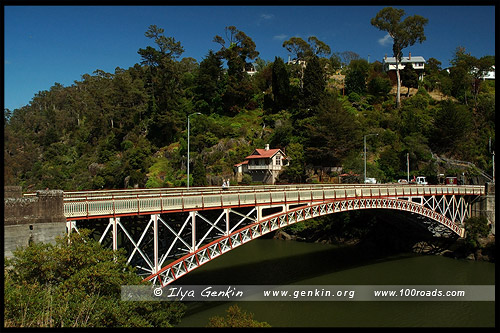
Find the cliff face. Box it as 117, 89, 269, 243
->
274, 210, 495, 262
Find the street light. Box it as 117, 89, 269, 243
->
364, 133, 378, 183
187, 112, 201, 190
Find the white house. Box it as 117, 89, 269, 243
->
245, 62, 258, 76
480, 65, 495, 80
444, 65, 495, 80
383, 52, 426, 82
234, 144, 289, 184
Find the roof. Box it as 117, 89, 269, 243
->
383, 56, 426, 64
245, 148, 284, 159
234, 160, 248, 167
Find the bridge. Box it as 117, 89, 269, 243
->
63, 184, 486, 286
4, 184, 491, 287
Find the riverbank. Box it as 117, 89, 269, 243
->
273, 210, 495, 263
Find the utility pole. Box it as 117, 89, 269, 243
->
364, 133, 378, 183
187, 112, 201, 190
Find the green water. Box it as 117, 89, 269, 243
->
174, 239, 495, 327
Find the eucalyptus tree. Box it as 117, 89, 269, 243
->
449, 46, 495, 108
282, 36, 331, 60
138, 25, 186, 147
282, 36, 331, 87
371, 7, 428, 108
340, 51, 360, 67
137, 24, 184, 101
213, 26, 259, 114
213, 25, 259, 79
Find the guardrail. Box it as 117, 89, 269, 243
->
60, 184, 485, 220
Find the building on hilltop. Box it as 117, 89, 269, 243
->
383, 52, 426, 83
445, 65, 495, 80
234, 144, 289, 184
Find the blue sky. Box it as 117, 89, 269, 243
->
4, 5, 496, 111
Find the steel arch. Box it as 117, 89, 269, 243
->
143, 196, 465, 287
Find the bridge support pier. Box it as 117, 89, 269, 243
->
4, 186, 66, 258
484, 183, 495, 235
470, 183, 495, 235
190, 211, 197, 253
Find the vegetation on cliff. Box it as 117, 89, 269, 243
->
4, 21, 495, 191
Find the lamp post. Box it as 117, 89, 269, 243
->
493, 151, 495, 183
187, 112, 201, 190
407, 152, 410, 182
364, 133, 378, 183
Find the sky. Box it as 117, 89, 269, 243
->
4, 4, 496, 111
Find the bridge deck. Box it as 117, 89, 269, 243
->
51, 184, 484, 220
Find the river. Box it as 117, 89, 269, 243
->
171, 237, 495, 327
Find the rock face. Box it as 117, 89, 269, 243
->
272, 209, 496, 263
273, 230, 294, 241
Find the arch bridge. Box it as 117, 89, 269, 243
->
60, 184, 484, 287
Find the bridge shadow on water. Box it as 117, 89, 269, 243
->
172, 210, 452, 318
175, 241, 419, 319
174, 210, 443, 287
175, 241, 414, 287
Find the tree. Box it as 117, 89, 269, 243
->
302, 56, 326, 110
213, 26, 259, 114
271, 56, 291, 112
422, 57, 442, 92
194, 50, 224, 114
431, 100, 473, 154
449, 47, 495, 107
367, 75, 392, 101
192, 156, 208, 186
282, 37, 311, 61
282, 36, 331, 87
464, 216, 491, 251
307, 36, 331, 58
137, 24, 184, 93
4, 230, 185, 327
371, 7, 428, 108
207, 305, 270, 327
400, 64, 419, 96
137, 25, 186, 147
329, 53, 343, 72
277, 142, 306, 183
305, 92, 361, 165
345, 59, 370, 95
340, 51, 360, 67
213, 26, 259, 79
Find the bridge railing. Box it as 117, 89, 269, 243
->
61, 184, 485, 219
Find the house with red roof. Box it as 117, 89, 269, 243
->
234, 144, 289, 184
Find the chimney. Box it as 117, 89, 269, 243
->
409, 52, 411, 60
384, 54, 387, 60
265, 144, 269, 151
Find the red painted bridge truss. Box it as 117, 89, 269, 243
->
65, 187, 479, 287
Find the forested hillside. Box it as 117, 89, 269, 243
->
4, 25, 495, 191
